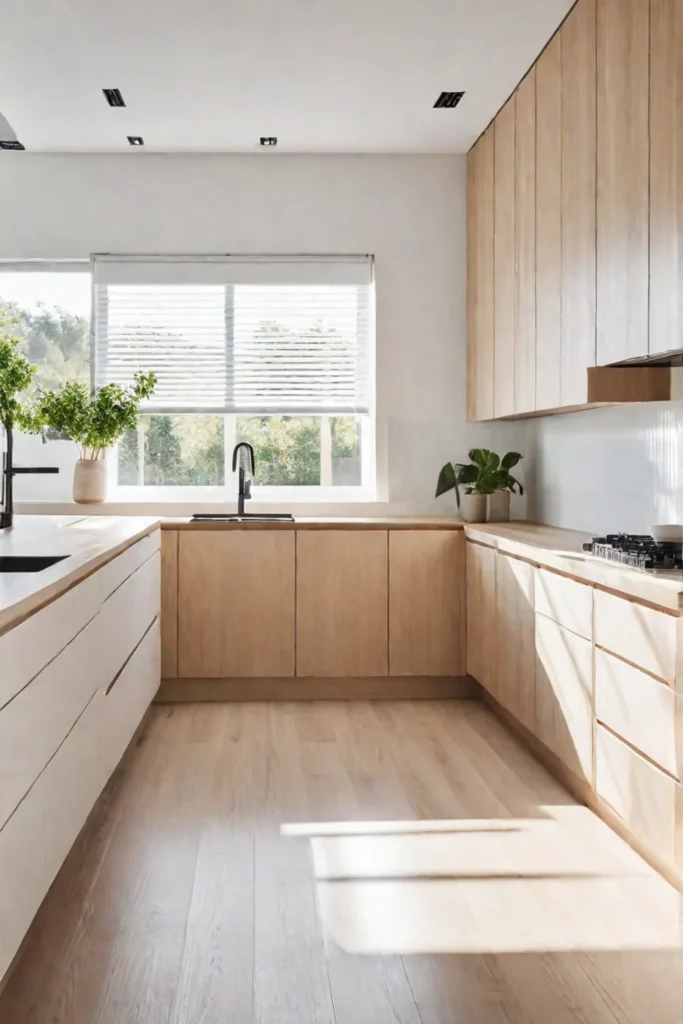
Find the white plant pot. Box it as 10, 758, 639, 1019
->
73, 459, 107, 504
460, 492, 487, 523
488, 490, 511, 523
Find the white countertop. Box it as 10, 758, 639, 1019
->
0, 515, 160, 634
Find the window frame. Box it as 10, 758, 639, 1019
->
109, 411, 376, 502
0, 259, 381, 504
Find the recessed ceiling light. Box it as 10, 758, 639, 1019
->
433, 91, 465, 109
0, 140, 25, 151
103, 88, 126, 108
260, 136, 277, 147
127, 135, 144, 146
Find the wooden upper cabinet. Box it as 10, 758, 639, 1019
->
597, 0, 650, 364
514, 70, 536, 415
494, 97, 516, 418
296, 531, 388, 677
649, 0, 683, 357
467, 127, 495, 421
562, 0, 596, 406
535, 31, 562, 412
177, 531, 295, 678
389, 531, 465, 677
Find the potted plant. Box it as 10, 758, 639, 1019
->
435, 448, 523, 523
36, 373, 157, 503
487, 451, 523, 522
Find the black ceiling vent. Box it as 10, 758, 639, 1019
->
260, 136, 277, 147
127, 135, 144, 146
103, 88, 126, 107
434, 91, 465, 109
0, 140, 25, 150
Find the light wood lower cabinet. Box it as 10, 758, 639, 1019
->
160, 530, 178, 678
296, 531, 388, 677
389, 531, 465, 676
178, 531, 295, 678
534, 613, 593, 782
465, 541, 496, 690
494, 554, 535, 730
595, 724, 679, 862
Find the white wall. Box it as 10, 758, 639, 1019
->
0, 153, 525, 512
527, 403, 683, 535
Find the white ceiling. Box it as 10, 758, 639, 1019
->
1, 0, 573, 154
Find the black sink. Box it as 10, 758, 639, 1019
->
0, 555, 69, 573
190, 513, 295, 523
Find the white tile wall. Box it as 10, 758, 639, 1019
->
527, 402, 683, 534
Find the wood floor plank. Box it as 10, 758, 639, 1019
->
0, 700, 679, 1024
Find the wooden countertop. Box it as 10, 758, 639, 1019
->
0, 515, 160, 634
162, 516, 465, 530
464, 522, 683, 611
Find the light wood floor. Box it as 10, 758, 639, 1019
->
0, 700, 680, 1023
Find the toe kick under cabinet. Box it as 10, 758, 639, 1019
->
163, 525, 468, 699
465, 531, 683, 889
0, 528, 161, 986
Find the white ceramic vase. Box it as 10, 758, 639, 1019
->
460, 492, 487, 523
487, 490, 511, 523
73, 459, 107, 504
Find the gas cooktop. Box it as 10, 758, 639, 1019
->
582, 534, 683, 572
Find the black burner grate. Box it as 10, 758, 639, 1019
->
582, 534, 683, 571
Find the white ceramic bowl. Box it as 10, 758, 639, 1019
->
649, 524, 683, 543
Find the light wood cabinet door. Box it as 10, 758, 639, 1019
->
465, 541, 496, 690
160, 530, 178, 678
389, 531, 465, 676
494, 553, 535, 729
467, 126, 495, 421
494, 96, 516, 418
561, 0, 596, 405
597, 0, 650, 364
296, 531, 388, 677
535, 613, 593, 781
514, 69, 536, 415
536, 31, 562, 412
649, 0, 683, 357
178, 531, 295, 678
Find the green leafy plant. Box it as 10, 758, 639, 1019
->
436, 448, 523, 508
36, 374, 157, 461
0, 310, 42, 435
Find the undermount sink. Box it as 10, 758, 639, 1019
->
190, 513, 295, 523
0, 555, 69, 573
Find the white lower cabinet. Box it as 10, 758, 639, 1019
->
0, 535, 160, 983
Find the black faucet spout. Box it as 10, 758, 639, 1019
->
1, 424, 60, 530
231, 442, 256, 517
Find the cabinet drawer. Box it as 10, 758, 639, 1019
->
0, 612, 107, 833
98, 551, 160, 685
0, 551, 160, 836
0, 530, 160, 711
594, 589, 677, 683
595, 724, 679, 861
0, 623, 159, 982
595, 647, 679, 777
534, 614, 593, 781
534, 568, 592, 639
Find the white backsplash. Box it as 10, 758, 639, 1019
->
527, 402, 683, 535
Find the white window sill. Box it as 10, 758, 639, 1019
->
15, 498, 442, 518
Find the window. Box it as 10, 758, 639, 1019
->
94, 256, 375, 497
0, 264, 91, 390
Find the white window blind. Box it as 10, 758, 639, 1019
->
92, 256, 373, 415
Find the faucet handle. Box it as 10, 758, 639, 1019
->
243, 477, 252, 501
